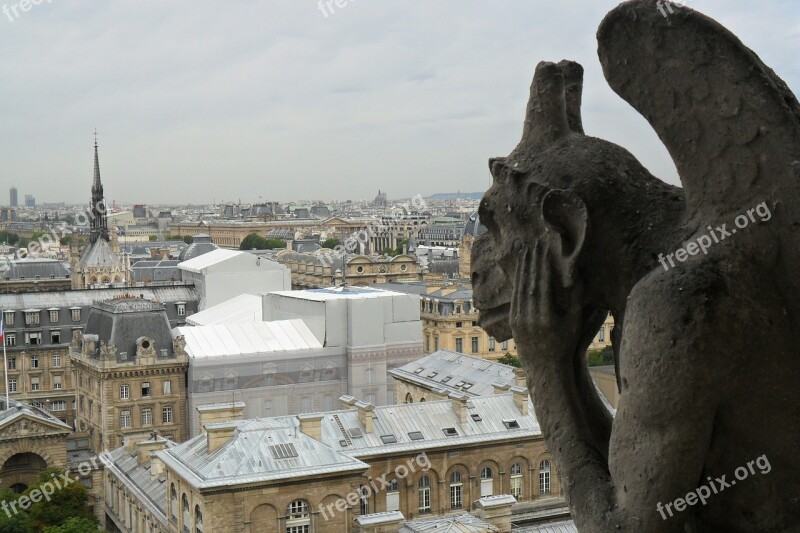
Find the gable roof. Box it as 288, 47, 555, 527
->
175, 319, 322, 358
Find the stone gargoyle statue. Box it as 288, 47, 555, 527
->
471, 1, 800, 531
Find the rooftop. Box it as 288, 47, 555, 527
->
177, 248, 243, 273
175, 319, 322, 358
0, 285, 197, 311
185, 293, 262, 326
270, 286, 406, 302
390, 350, 518, 397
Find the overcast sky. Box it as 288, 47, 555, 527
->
1, 1, 797, 205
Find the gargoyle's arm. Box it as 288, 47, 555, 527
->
521, 278, 717, 532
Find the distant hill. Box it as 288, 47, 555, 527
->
425, 192, 484, 201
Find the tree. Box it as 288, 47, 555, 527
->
59, 235, 73, 246
148, 235, 158, 241
240, 233, 284, 250
43, 517, 99, 533
25, 468, 98, 532
0, 488, 32, 533
586, 345, 614, 367
182, 235, 193, 245
321, 237, 340, 249
0, 231, 20, 245
497, 352, 521, 368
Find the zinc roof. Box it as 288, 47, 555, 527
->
175, 319, 322, 358
390, 350, 517, 397
157, 418, 368, 489
0, 285, 197, 310
185, 294, 262, 326
401, 512, 499, 532
274, 393, 540, 458
514, 520, 578, 533
270, 286, 405, 301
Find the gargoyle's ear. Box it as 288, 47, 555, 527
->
541, 189, 587, 288
489, 157, 524, 183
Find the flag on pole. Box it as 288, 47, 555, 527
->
0, 316, 4, 344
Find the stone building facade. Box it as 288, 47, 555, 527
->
70, 298, 190, 452
275, 250, 421, 289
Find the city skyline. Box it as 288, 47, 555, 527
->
1, 1, 797, 204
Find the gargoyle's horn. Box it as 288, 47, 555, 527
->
559, 60, 585, 134
508, 62, 573, 168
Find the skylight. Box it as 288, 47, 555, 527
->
380, 434, 398, 444
269, 443, 298, 459
408, 431, 425, 441
471, 414, 482, 422
503, 419, 520, 429
441, 376, 452, 383
349, 427, 364, 438
442, 427, 458, 437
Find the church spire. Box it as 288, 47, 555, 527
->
89, 131, 109, 244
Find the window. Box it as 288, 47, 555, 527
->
224, 373, 236, 390
162, 380, 172, 395
408, 431, 424, 441
32, 401, 43, 409
503, 419, 521, 429
480, 467, 494, 497
386, 479, 400, 511
53, 375, 62, 390
141, 407, 152, 425
365, 392, 376, 405
195, 505, 203, 533
52, 354, 61, 367
8, 378, 16, 393
26, 332, 41, 345
162, 405, 173, 423
3, 311, 14, 326
7, 356, 15, 370
455, 338, 463, 353
359, 485, 369, 515
298, 366, 313, 384
598, 326, 605, 342
141, 382, 150, 397
71, 308, 81, 322
286, 500, 310, 533
51, 331, 61, 344
425, 335, 430, 352
176, 304, 186, 316
510, 463, 523, 499
539, 460, 551, 494
450, 471, 463, 509
442, 427, 458, 437
380, 434, 397, 444
25, 311, 40, 325
323, 364, 336, 381
182, 494, 190, 530
434, 336, 439, 351
89, 400, 93, 418
5, 334, 15, 347
120, 384, 130, 399
471, 336, 479, 353
51, 400, 66, 411
418, 476, 431, 513
365, 367, 374, 384
170, 485, 177, 521
31, 376, 40, 391
502, 340, 509, 351
301, 397, 311, 413
49, 310, 59, 323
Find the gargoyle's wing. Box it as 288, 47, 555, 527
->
598, 0, 800, 223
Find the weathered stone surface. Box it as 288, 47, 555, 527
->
472, 1, 800, 530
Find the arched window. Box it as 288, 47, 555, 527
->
182, 494, 190, 529
386, 479, 400, 512
223, 372, 237, 390
450, 471, 463, 509
359, 485, 369, 515
480, 467, 494, 497
169, 485, 177, 521
195, 505, 204, 533
286, 500, 310, 533
510, 463, 523, 499
418, 475, 431, 514
405, 393, 413, 404
539, 460, 551, 495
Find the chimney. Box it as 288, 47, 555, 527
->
339, 395, 357, 409
136, 436, 168, 466
511, 386, 529, 416
206, 422, 238, 454
514, 368, 527, 388
298, 413, 324, 441
450, 392, 469, 423
492, 381, 510, 396
197, 402, 246, 428
354, 400, 374, 433
474, 495, 516, 531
